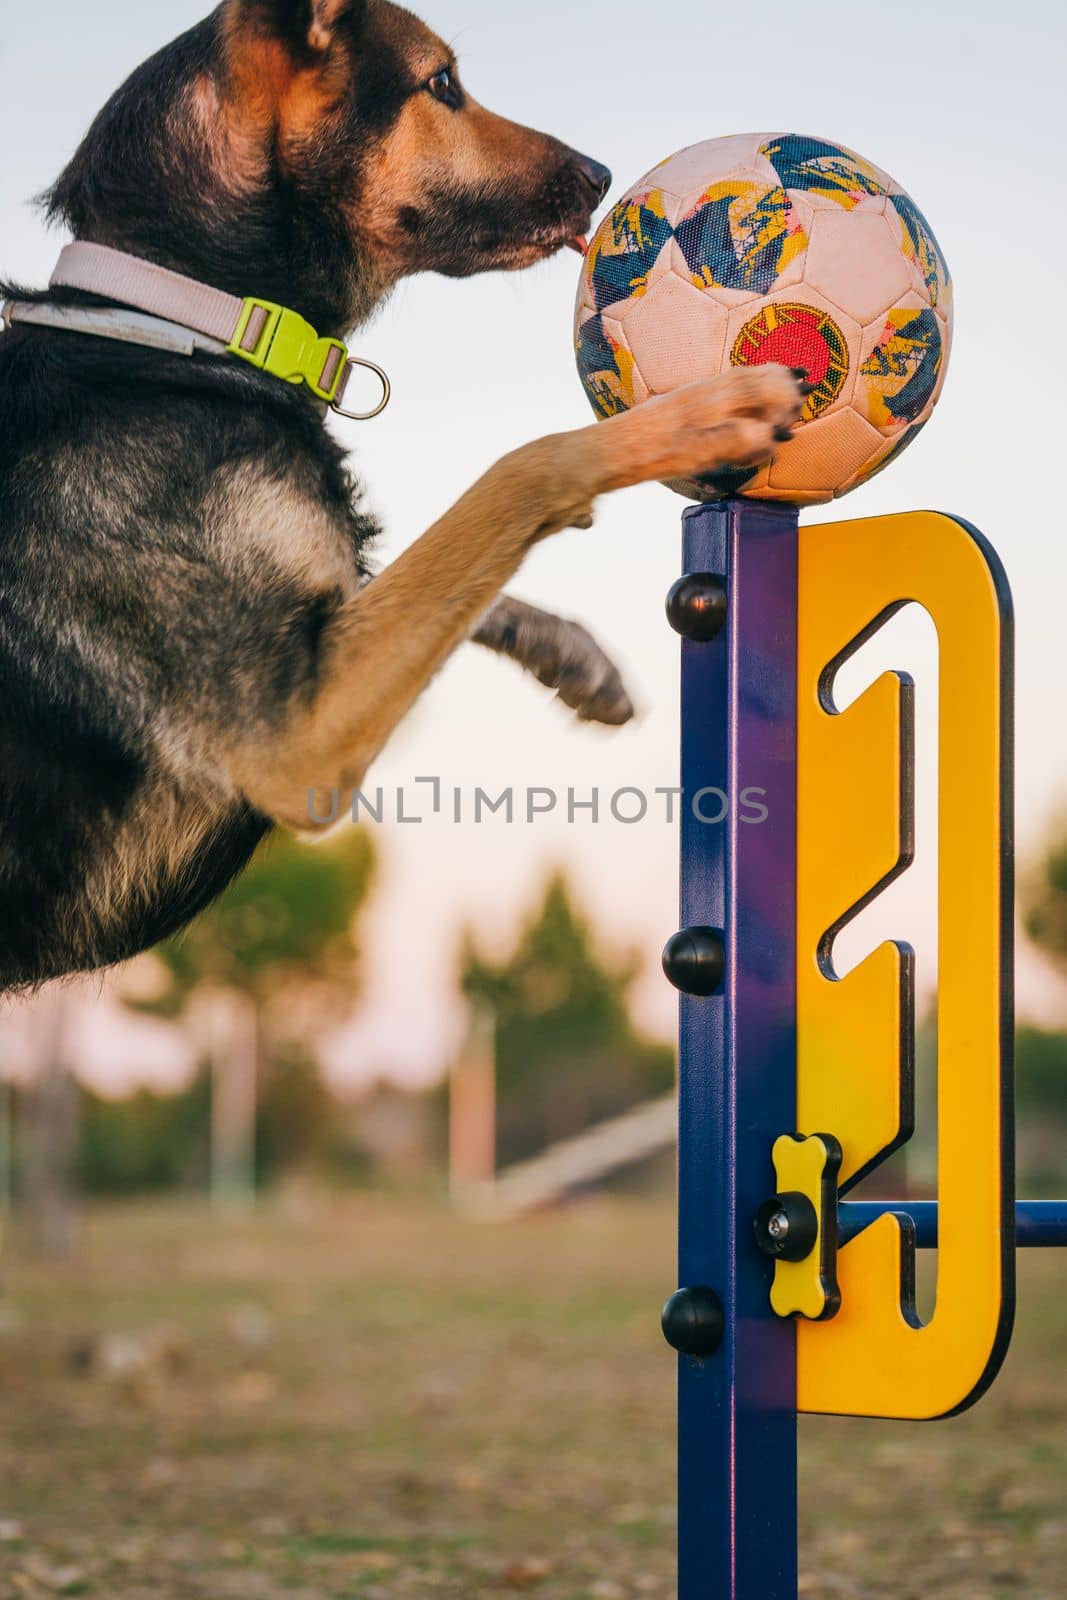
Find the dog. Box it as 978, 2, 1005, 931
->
0, 0, 805, 992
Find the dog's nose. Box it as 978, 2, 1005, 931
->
574, 154, 612, 204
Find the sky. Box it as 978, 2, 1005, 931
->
2, 0, 1067, 1086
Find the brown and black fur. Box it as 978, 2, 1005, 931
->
0, 0, 804, 991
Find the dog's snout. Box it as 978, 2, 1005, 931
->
573, 154, 612, 204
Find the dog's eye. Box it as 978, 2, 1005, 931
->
426, 68, 462, 110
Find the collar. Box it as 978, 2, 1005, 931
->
1, 241, 391, 421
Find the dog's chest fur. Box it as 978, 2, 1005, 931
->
0, 327, 379, 989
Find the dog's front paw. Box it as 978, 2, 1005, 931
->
601, 364, 810, 490
656, 364, 809, 482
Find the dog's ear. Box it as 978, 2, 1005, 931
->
220, 0, 368, 143
227, 0, 367, 56
306, 0, 365, 53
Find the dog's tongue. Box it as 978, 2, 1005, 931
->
566, 236, 589, 256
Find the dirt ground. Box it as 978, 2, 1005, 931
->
0, 1194, 1064, 1599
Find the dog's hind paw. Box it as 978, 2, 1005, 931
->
472, 598, 636, 727
552, 626, 635, 725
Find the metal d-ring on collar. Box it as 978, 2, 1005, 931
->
332, 355, 391, 421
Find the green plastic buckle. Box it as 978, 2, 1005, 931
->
228, 298, 348, 404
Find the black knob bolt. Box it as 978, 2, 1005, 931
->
662, 1286, 724, 1357
662, 927, 725, 997
666, 573, 728, 642
753, 1192, 819, 1262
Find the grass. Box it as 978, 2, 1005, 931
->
0, 1192, 1064, 1598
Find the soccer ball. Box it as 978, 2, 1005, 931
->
573, 133, 952, 504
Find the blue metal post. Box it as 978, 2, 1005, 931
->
667, 499, 800, 1600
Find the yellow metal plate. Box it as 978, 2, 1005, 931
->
796, 511, 1013, 1420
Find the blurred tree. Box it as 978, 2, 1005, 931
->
125, 825, 376, 1205
1025, 818, 1067, 969
1014, 1026, 1067, 1193
78, 1074, 210, 1195
255, 1049, 337, 1181
23, 989, 79, 1258
0, 1074, 12, 1225
460, 872, 674, 1166
1018, 821, 1067, 1187
146, 826, 376, 1009
77, 1053, 351, 1194
1015, 1026, 1067, 1120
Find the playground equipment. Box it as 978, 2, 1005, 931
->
455, 1087, 676, 1221
659, 497, 1067, 1600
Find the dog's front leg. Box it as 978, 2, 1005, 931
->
472, 597, 635, 726
225, 367, 805, 829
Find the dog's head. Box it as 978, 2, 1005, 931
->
47, 0, 611, 330
231, 0, 612, 276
